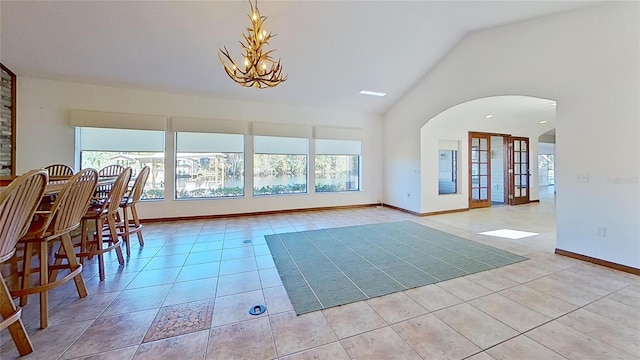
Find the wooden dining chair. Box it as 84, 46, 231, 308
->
118, 166, 150, 256
13, 168, 98, 329
77, 167, 131, 280
98, 164, 124, 178
41, 164, 74, 210
44, 164, 74, 178
0, 169, 48, 356
96, 164, 125, 198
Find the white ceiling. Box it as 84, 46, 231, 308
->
1, 1, 597, 115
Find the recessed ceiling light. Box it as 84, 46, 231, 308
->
359, 90, 386, 97
538, 120, 548, 124
485, 114, 493, 119
549, 102, 557, 106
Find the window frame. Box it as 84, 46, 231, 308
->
314, 138, 362, 193
174, 131, 245, 200
77, 127, 166, 200
253, 135, 309, 197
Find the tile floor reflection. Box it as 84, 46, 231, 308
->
1, 195, 639, 359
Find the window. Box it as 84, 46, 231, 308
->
175, 132, 244, 199
79, 127, 165, 199
438, 139, 459, 195
254, 135, 307, 195
315, 139, 360, 192
538, 154, 555, 186
438, 150, 457, 194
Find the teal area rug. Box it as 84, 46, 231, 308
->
265, 220, 527, 315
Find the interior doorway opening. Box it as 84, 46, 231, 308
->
469, 131, 530, 209
490, 136, 506, 206
538, 129, 556, 202
420, 95, 556, 215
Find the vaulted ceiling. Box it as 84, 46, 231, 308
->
1, 1, 598, 115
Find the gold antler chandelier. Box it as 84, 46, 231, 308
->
219, 0, 287, 89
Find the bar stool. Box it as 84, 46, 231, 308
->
77, 167, 131, 280
41, 165, 74, 209
13, 168, 98, 329
96, 164, 124, 198
0, 169, 48, 356
118, 166, 150, 256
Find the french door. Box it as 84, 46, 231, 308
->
509, 136, 530, 205
468, 132, 530, 208
468, 132, 491, 209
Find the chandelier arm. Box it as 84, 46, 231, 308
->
218, 49, 238, 71
240, 37, 251, 47
219, 48, 250, 78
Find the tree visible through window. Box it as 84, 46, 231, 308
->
79, 127, 165, 199
175, 132, 244, 199
315, 139, 361, 192
254, 136, 308, 195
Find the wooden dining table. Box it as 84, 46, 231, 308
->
0, 175, 120, 195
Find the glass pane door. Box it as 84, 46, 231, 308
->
510, 137, 530, 205
469, 132, 491, 209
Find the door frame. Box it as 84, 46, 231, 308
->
508, 136, 531, 205
468, 131, 524, 208
468, 132, 491, 209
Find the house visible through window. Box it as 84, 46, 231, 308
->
77, 122, 366, 200
175, 132, 244, 199
79, 127, 165, 199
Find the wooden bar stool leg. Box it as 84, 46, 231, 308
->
79, 221, 88, 265
122, 207, 131, 256
49, 240, 64, 283
96, 218, 106, 281
39, 241, 48, 329
0, 276, 33, 356
109, 216, 125, 265
131, 206, 144, 246
61, 233, 87, 298
19, 242, 33, 307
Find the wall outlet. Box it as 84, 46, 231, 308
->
596, 226, 607, 237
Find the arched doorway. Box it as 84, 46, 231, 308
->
420, 95, 557, 214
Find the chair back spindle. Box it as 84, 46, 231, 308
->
42, 168, 99, 236
44, 164, 73, 178
98, 164, 124, 178
106, 168, 132, 215
128, 166, 150, 203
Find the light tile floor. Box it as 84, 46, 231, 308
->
1, 191, 639, 359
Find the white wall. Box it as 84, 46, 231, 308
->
384, 2, 640, 268
16, 77, 383, 219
